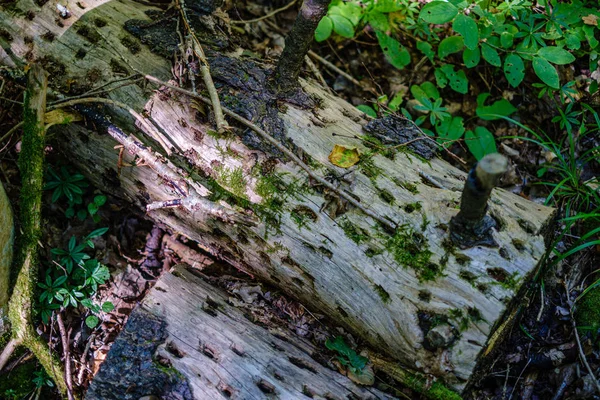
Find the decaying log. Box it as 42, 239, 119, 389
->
0, 0, 555, 393
86, 264, 395, 400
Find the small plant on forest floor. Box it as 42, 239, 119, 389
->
325, 336, 368, 374
45, 166, 107, 222
39, 227, 114, 328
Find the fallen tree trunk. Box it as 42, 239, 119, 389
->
0, 0, 555, 393
87, 264, 396, 400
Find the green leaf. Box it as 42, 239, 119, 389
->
366, 11, 389, 32
503, 54, 525, 88
377, 32, 411, 69
88, 202, 99, 216
465, 127, 497, 160
357, 105, 377, 118
315, 16, 333, 42
388, 94, 403, 112
94, 195, 107, 206
532, 57, 559, 88
330, 2, 363, 26
463, 47, 480, 68
537, 46, 575, 65
102, 301, 115, 312
86, 227, 109, 240
475, 93, 517, 120
500, 32, 514, 48
452, 14, 478, 50
420, 1, 458, 24
440, 64, 468, 94
420, 81, 440, 100
434, 68, 449, 88
330, 15, 355, 39
438, 36, 464, 59
481, 43, 501, 66
373, 0, 403, 12
85, 315, 99, 329
436, 116, 465, 147
417, 41, 435, 61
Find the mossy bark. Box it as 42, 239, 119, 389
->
0, 182, 14, 334
3, 64, 68, 394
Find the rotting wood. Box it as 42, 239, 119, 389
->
87, 264, 396, 400
0, 0, 555, 393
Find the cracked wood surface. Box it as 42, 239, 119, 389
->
88, 264, 394, 399
0, 0, 555, 391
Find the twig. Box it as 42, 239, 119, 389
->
418, 169, 447, 190
231, 0, 298, 24
0, 338, 21, 371
0, 120, 23, 144
143, 74, 397, 230
76, 334, 95, 385
305, 55, 332, 94
308, 50, 362, 88
565, 281, 600, 395
176, 0, 228, 133
48, 97, 172, 155
56, 312, 75, 400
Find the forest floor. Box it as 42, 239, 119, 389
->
0, 0, 599, 399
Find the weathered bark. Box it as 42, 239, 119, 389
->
0, 0, 555, 394
0, 182, 13, 334
87, 264, 395, 400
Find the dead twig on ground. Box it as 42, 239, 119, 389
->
56, 312, 75, 400
232, 0, 298, 24
176, 0, 228, 133
564, 280, 600, 395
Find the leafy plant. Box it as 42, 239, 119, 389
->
32, 370, 55, 389
325, 336, 368, 373
45, 166, 107, 221
38, 227, 113, 326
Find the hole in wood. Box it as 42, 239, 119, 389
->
256, 379, 276, 394
288, 357, 317, 373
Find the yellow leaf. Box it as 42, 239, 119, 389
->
582, 14, 598, 26
328, 144, 360, 168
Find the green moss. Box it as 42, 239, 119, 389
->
365, 247, 383, 257
374, 284, 391, 303
290, 205, 317, 230
459, 270, 478, 285
393, 178, 420, 194
576, 283, 600, 340
154, 362, 184, 380
214, 166, 247, 199
404, 373, 463, 400
339, 217, 370, 244
403, 202, 422, 213
378, 188, 395, 204
254, 172, 310, 235
358, 154, 383, 181
385, 227, 439, 282
449, 307, 485, 332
